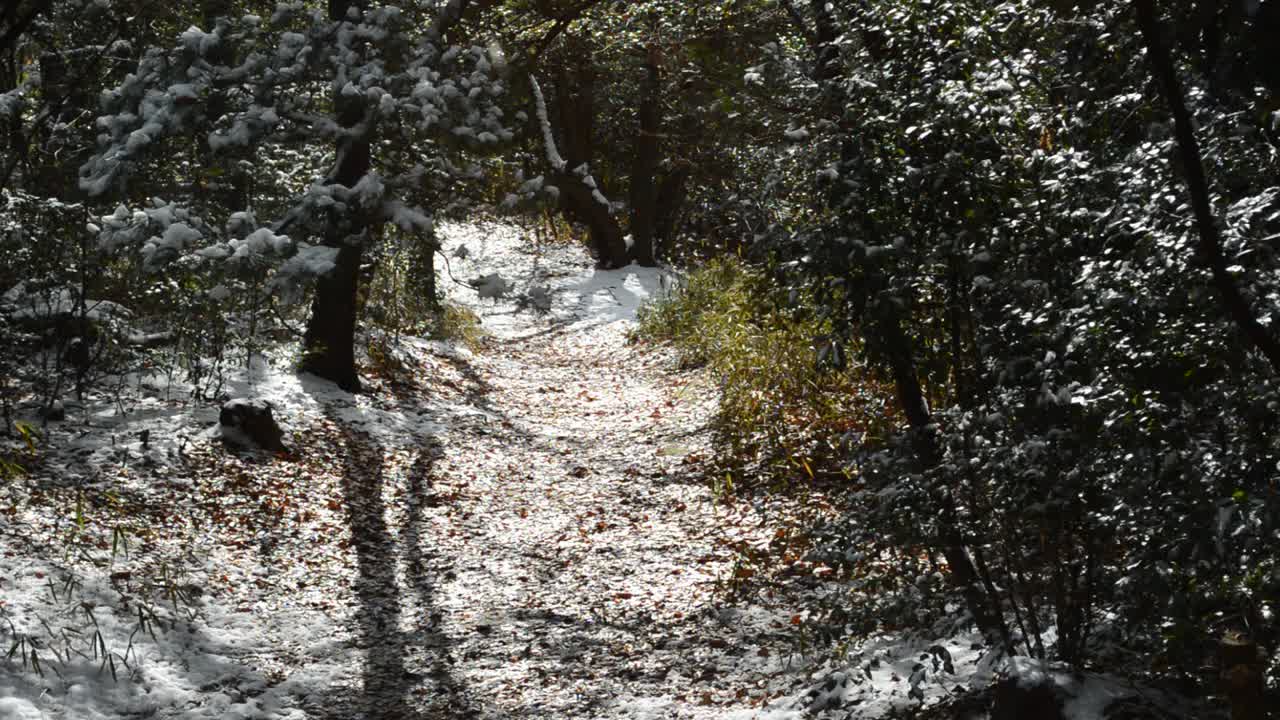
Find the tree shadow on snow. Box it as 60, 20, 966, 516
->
435, 349, 499, 416
312, 416, 480, 719
0, 545, 303, 720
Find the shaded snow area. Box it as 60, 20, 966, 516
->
1, 221, 1142, 719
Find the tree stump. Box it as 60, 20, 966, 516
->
1220, 631, 1265, 720
217, 399, 286, 452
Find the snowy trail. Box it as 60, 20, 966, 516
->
0, 221, 1182, 719
0, 222, 819, 720
315, 222, 811, 719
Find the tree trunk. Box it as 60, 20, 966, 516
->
1219, 631, 1265, 720
0, 2, 50, 59
558, 177, 628, 267
875, 305, 1007, 640
302, 242, 362, 391
552, 56, 629, 268
627, 46, 661, 267
811, 0, 1005, 642
654, 162, 690, 260
299, 0, 371, 392
1135, 0, 1280, 375
0, 39, 20, 193
809, 0, 839, 80
1253, 2, 1280, 99
34, 51, 71, 194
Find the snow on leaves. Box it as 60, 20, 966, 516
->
79, 1, 509, 301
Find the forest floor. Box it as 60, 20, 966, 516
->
0, 222, 856, 720
0, 221, 1142, 719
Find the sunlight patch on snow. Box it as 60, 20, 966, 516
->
0, 697, 42, 720
1064, 675, 1138, 718
0, 536, 356, 720
436, 219, 676, 342
3, 218, 862, 720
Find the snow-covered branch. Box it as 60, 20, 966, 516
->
529, 74, 565, 172
77, 3, 510, 303
527, 74, 614, 214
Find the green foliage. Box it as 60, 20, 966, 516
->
636, 258, 896, 476
3, 0, 1279, 703
715, 0, 1280, 688
1, 421, 39, 479
429, 303, 485, 351
364, 230, 442, 336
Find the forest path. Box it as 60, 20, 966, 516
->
0, 221, 822, 720
321, 222, 812, 719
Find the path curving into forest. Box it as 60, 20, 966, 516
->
307, 222, 812, 719
0, 221, 827, 720
309, 221, 803, 712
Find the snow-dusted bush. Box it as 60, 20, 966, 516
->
77, 1, 511, 387
726, 0, 1280, 696
84, 4, 506, 280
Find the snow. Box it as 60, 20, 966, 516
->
1064, 675, 1139, 718
0, 89, 24, 119
179, 26, 219, 56
1, 219, 702, 720
0, 698, 42, 720
436, 219, 672, 340
384, 201, 433, 232
2, 220, 1151, 719
156, 220, 203, 252
272, 243, 339, 295
4, 284, 132, 324
1007, 654, 1053, 688
235, 227, 291, 257
529, 75, 566, 171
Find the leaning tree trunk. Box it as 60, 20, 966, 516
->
558, 177, 628, 268
1135, 0, 1280, 375
627, 46, 661, 267
552, 57, 629, 268
299, 0, 371, 392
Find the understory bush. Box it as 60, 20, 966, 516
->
363, 229, 441, 337
660, 0, 1280, 704
635, 258, 897, 483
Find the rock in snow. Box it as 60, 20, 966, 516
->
216, 398, 286, 452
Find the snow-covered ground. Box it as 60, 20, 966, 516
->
2, 221, 1152, 719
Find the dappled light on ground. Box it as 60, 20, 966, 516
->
1, 223, 826, 719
